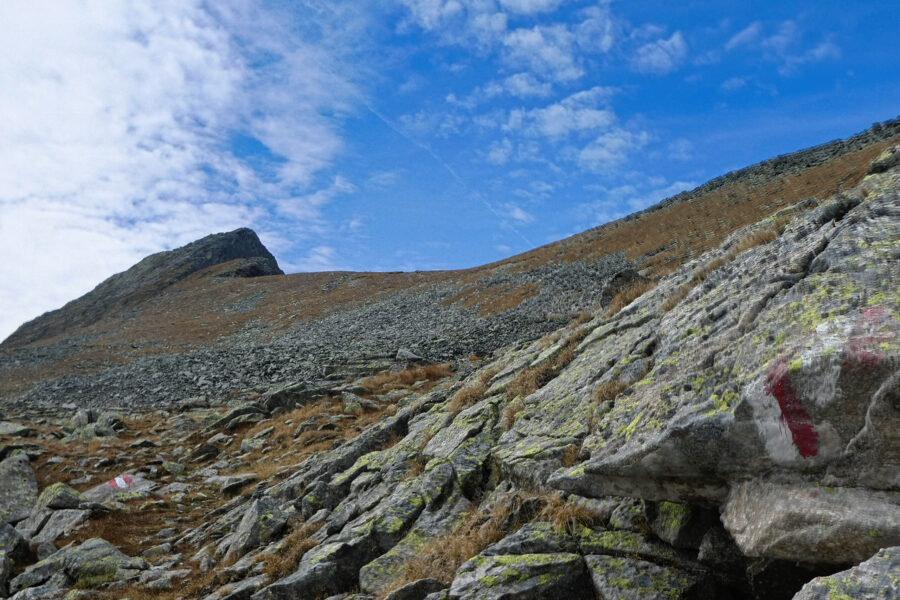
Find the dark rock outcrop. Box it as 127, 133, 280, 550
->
3, 228, 282, 347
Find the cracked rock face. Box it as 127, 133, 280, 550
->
541, 171, 899, 564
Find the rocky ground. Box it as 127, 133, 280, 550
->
0, 147, 897, 599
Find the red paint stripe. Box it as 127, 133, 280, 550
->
765, 362, 819, 458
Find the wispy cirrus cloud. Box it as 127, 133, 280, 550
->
631, 31, 688, 74
0, 0, 366, 339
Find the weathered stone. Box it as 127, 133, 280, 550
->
868, 145, 900, 174
81, 473, 155, 504
0, 423, 33, 437
792, 546, 900, 600
585, 554, 713, 599
34, 483, 85, 511
0, 523, 27, 560
0, 454, 38, 525
0, 551, 11, 597
384, 578, 444, 600
227, 497, 290, 560
9, 537, 146, 593
448, 553, 592, 600
252, 535, 379, 600
721, 480, 900, 564
648, 501, 718, 550
481, 522, 578, 556
608, 498, 649, 533
30, 509, 90, 545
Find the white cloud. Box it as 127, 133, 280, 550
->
667, 138, 693, 161
284, 245, 350, 272
502, 73, 554, 98
503, 25, 584, 81
726, 22, 762, 51
504, 86, 618, 139
498, 0, 561, 14
721, 76, 748, 92
366, 171, 400, 188
276, 176, 356, 231
574, 5, 617, 53
631, 31, 688, 74
501, 203, 535, 224
579, 179, 696, 225
0, 1, 363, 340
486, 138, 514, 165
761, 20, 798, 54
578, 128, 649, 171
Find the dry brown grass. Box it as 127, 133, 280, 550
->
500, 397, 526, 431
362, 363, 454, 395
506, 331, 585, 401
447, 379, 486, 413
732, 225, 780, 255
58, 498, 183, 556
261, 520, 324, 579
594, 380, 628, 404
447, 366, 500, 413
560, 443, 580, 468
606, 280, 657, 316
389, 500, 520, 591
538, 492, 600, 534
477, 282, 541, 317
661, 220, 785, 313
99, 568, 218, 600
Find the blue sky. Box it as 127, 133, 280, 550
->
0, 1, 898, 339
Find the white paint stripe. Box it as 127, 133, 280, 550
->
114, 476, 127, 488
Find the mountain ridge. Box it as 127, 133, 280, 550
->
0, 123, 897, 600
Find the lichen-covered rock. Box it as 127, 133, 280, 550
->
649, 501, 718, 550
868, 145, 900, 174
0, 454, 38, 525
359, 490, 471, 593
81, 473, 155, 504
792, 546, 900, 599
448, 553, 592, 600
543, 175, 899, 565
9, 537, 146, 594
0, 523, 27, 560
0, 423, 33, 437
34, 483, 85, 512
252, 535, 379, 600
383, 578, 445, 600
227, 497, 290, 560
722, 481, 900, 564
29, 509, 90, 546
1, 551, 11, 597
481, 522, 578, 556
584, 555, 713, 599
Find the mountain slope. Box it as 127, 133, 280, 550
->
1, 119, 897, 406
0, 140, 896, 600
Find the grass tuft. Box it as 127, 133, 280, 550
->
606, 280, 657, 316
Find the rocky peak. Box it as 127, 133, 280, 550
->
3, 228, 282, 348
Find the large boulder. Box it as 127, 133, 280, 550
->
226, 497, 290, 560
448, 553, 593, 600
540, 176, 900, 565
9, 537, 146, 594
0, 454, 38, 525
792, 546, 900, 599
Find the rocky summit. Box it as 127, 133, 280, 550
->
0, 122, 898, 600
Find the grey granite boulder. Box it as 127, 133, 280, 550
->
0, 454, 38, 525
792, 546, 900, 599
448, 553, 593, 600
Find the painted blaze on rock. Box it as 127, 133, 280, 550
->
764, 362, 819, 458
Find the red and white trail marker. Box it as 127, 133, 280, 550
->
108, 474, 133, 489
